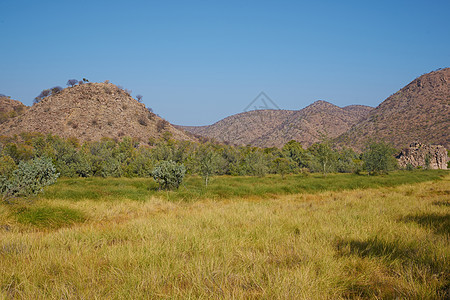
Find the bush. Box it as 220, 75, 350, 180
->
152, 160, 185, 190
1, 157, 59, 202
0, 155, 17, 179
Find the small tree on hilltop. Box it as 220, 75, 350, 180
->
51, 86, 63, 94
67, 79, 78, 87
136, 95, 143, 103
33, 89, 51, 104
362, 140, 397, 175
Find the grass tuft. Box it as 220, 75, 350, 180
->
13, 205, 85, 229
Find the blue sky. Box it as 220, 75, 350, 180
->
1, 0, 449, 125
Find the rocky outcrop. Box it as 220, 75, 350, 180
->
397, 142, 448, 169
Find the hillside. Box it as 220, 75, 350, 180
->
181, 101, 373, 148
0, 95, 28, 124
338, 68, 450, 149
252, 101, 373, 148
181, 109, 296, 146
0, 82, 195, 143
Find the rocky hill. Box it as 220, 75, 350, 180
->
0, 82, 195, 143
338, 68, 450, 150
181, 101, 373, 148
0, 95, 28, 124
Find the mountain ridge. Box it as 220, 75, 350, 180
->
180, 100, 374, 148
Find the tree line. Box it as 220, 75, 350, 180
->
0, 133, 398, 188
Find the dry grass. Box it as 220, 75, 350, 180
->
0, 173, 449, 299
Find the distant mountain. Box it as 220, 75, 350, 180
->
337, 68, 450, 149
181, 101, 373, 148
0, 82, 196, 143
0, 95, 27, 124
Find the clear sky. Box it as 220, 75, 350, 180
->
1, 0, 449, 125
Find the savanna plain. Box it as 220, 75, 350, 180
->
1, 170, 449, 299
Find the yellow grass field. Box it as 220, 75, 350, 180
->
1, 173, 449, 299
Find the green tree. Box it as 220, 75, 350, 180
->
308, 140, 336, 176
152, 160, 186, 190
243, 149, 269, 177
362, 141, 397, 175
194, 144, 224, 186
282, 140, 309, 168
272, 157, 291, 178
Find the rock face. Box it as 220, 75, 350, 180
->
397, 142, 448, 169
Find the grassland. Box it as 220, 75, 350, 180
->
0, 170, 449, 299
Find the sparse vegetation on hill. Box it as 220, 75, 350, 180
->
338, 68, 450, 149
182, 69, 449, 151
0, 82, 195, 143
0, 95, 27, 125
181, 101, 373, 148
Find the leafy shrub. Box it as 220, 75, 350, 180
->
101, 158, 122, 178
0, 155, 17, 179
1, 157, 59, 202
152, 160, 186, 190
156, 120, 169, 132
406, 163, 414, 171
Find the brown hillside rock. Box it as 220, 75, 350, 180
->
181, 101, 373, 148
397, 142, 448, 169
338, 68, 450, 150
253, 101, 373, 148
0, 83, 195, 143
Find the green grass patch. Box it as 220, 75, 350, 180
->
41, 170, 447, 202
13, 206, 85, 229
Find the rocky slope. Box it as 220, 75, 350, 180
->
181, 101, 373, 148
0, 95, 28, 124
337, 68, 450, 150
0, 83, 196, 143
